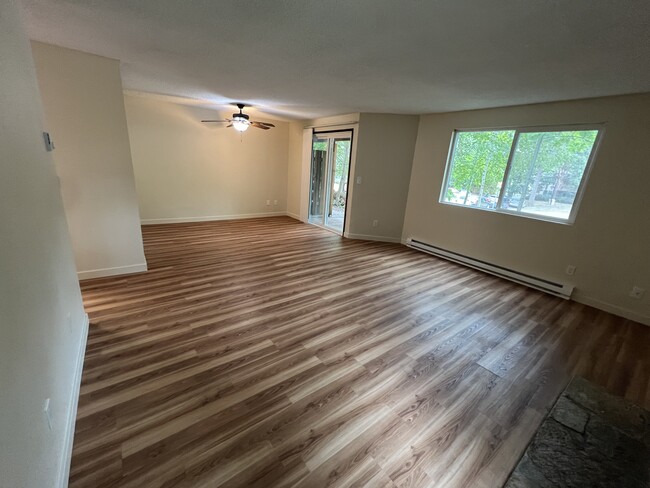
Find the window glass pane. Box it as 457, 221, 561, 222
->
500, 131, 598, 220
443, 130, 515, 209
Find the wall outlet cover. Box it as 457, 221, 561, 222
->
44, 398, 53, 431
629, 286, 645, 299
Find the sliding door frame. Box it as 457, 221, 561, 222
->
311, 128, 355, 236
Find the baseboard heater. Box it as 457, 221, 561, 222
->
406, 238, 573, 299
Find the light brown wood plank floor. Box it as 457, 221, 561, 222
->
70, 216, 650, 488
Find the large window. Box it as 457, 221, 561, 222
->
440, 126, 602, 223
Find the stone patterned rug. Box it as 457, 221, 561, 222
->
505, 376, 650, 488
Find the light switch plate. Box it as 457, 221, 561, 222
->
43, 132, 55, 151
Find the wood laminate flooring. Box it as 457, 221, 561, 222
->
70, 217, 650, 487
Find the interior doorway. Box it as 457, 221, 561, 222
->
308, 130, 353, 234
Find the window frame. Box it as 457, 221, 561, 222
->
439, 123, 605, 225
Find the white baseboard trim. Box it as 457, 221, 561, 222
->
77, 263, 148, 280
285, 212, 302, 221
141, 212, 287, 225
57, 313, 89, 488
346, 233, 402, 243
572, 292, 649, 326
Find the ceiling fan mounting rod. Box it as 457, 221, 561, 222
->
234, 103, 249, 121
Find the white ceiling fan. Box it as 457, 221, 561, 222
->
201, 103, 275, 132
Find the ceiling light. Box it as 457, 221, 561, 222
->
201, 104, 275, 132
232, 117, 250, 132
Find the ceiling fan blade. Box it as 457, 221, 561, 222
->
251, 122, 272, 130
201, 119, 230, 123
250, 121, 275, 127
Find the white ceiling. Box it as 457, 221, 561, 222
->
20, 0, 650, 119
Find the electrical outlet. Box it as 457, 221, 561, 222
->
356, 176, 362, 184
273, 200, 278, 206
265, 200, 271, 206
629, 286, 645, 299
44, 398, 53, 431
565, 265, 576, 276
372, 219, 379, 227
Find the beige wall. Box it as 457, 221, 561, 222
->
286, 121, 303, 219
0, 2, 87, 486
403, 94, 650, 324
298, 127, 314, 223
348, 113, 419, 241
124, 95, 289, 223
290, 113, 418, 241
303, 113, 360, 128
31, 42, 146, 280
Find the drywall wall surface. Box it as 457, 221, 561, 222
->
287, 121, 304, 219
292, 112, 416, 239
348, 113, 419, 240
304, 113, 360, 128
403, 94, 650, 324
124, 95, 289, 223
0, 2, 87, 486
298, 128, 313, 223
31, 41, 146, 279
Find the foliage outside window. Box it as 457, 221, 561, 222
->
313, 139, 350, 208
440, 126, 602, 223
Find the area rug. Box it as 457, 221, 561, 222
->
504, 376, 650, 488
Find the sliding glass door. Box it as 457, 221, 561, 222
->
309, 131, 352, 234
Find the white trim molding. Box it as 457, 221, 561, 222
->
140, 212, 287, 225
285, 212, 302, 221
346, 233, 402, 244
57, 313, 89, 488
77, 263, 148, 280
572, 292, 650, 326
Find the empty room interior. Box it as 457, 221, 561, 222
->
2, 1, 650, 487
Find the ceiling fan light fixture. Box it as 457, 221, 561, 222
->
232, 113, 250, 132
202, 104, 273, 133
232, 119, 250, 132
